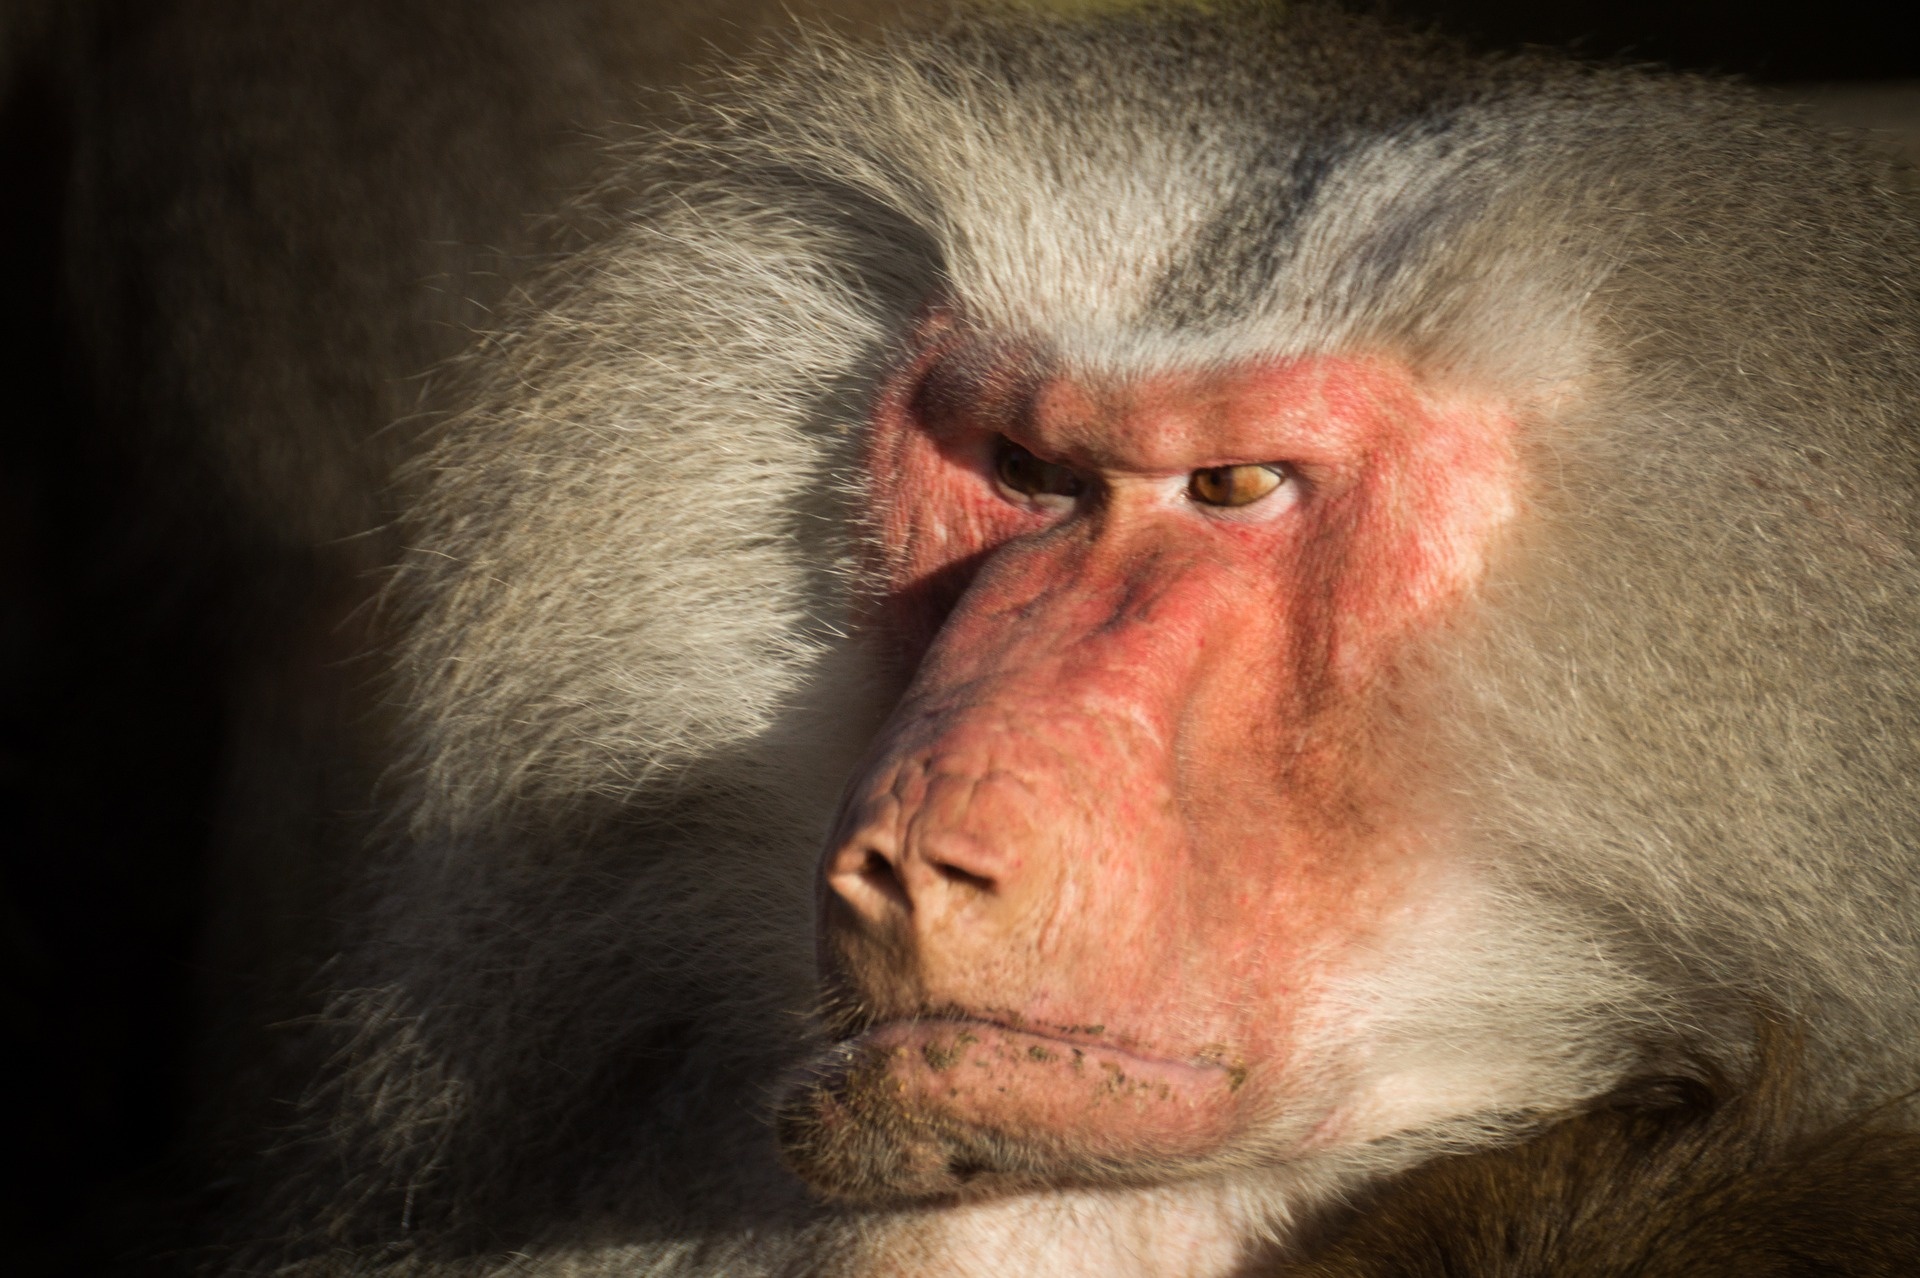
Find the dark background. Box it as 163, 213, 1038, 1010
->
1406, 0, 1916, 81
1, 1, 1912, 1273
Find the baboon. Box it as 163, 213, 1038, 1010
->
37, 1, 1920, 1274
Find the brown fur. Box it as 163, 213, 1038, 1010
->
1293, 1037, 1920, 1277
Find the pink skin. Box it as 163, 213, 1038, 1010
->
821, 323, 1520, 1163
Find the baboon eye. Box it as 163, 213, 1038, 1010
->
1188, 464, 1289, 508
995, 438, 1085, 506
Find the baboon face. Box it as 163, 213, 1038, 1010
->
783, 322, 1526, 1199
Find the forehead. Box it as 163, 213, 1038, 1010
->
1020, 357, 1425, 472
913, 335, 1495, 475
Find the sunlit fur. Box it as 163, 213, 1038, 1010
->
113, 4, 1920, 1275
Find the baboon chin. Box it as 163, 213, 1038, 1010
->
778, 1017, 1255, 1203
49, 0, 1920, 1273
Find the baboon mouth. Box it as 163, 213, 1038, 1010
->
776, 1018, 1250, 1203
856, 1015, 1237, 1084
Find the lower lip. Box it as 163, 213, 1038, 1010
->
843, 1018, 1247, 1154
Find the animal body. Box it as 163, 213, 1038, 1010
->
1291, 1028, 1920, 1277
30, 1, 1920, 1274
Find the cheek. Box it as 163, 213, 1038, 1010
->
1325, 400, 1522, 677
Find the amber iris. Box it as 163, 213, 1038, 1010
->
1189, 464, 1285, 508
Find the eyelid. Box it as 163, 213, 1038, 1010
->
992, 437, 1086, 509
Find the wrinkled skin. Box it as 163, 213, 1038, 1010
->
784, 323, 1524, 1199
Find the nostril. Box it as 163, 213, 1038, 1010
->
857, 848, 911, 911
933, 861, 995, 894
825, 829, 1002, 916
